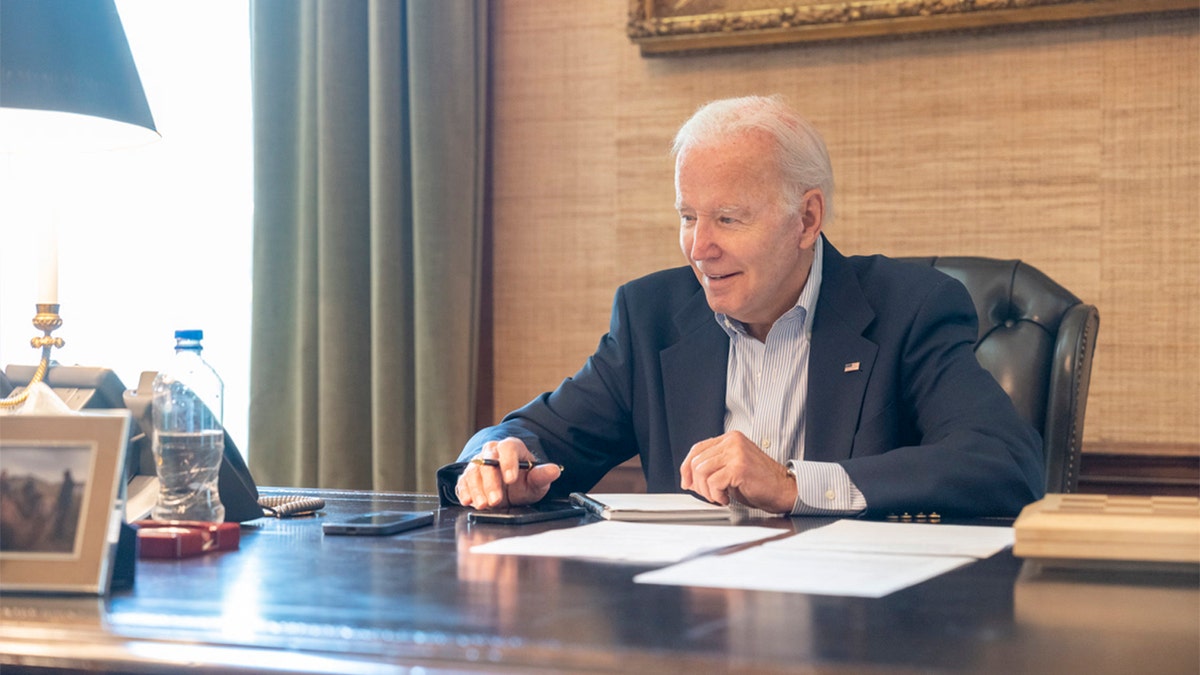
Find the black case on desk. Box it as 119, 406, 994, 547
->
4, 365, 263, 523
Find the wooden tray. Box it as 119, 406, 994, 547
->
1013, 494, 1199, 567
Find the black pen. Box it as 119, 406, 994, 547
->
470, 458, 563, 471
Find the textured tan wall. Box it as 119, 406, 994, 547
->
489, 1, 1200, 449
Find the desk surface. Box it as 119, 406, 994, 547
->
2, 488, 1197, 674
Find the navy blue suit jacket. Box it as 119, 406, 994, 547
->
446, 239, 1044, 517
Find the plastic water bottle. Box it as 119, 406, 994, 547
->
151, 329, 226, 522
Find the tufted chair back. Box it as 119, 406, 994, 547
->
900, 257, 1100, 493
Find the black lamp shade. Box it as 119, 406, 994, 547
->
1, 0, 156, 142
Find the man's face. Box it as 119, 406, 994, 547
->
676, 131, 822, 341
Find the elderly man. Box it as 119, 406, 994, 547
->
440, 95, 1043, 518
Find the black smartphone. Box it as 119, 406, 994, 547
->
322, 510, 435, 536
467, 502, 585, 525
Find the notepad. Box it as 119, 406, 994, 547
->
569, 492, 731, 521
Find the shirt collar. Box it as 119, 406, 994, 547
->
716, 234, 824, 338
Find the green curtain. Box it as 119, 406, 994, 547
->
248, 0, 486, 492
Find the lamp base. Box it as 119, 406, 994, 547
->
0, 303, 65, 408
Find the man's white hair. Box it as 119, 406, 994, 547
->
672, 95, 835, 225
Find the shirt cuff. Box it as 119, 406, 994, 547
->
787, 460, 867, 516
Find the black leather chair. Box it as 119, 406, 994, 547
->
901, 257, 1100, 493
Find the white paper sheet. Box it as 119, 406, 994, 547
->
774, 519, 1015, 558
633, 520, 1014, 598
469, 520, 783, 565
634, 546, 974, 598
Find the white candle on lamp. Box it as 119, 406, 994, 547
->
37, 222, 58, 305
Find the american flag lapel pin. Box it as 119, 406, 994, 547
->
844, 361, 861, 373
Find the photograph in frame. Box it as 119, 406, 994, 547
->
0, 411, 130, 595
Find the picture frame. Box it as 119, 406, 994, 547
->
1, 411, 131, 595
626, 0, 1199, 55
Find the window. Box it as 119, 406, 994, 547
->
0, 1, 253, 453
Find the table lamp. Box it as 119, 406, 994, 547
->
0, 0, 158, 408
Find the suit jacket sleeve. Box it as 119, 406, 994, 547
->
830, 268, 1045, 517
448, 284, 643, 500
438, 267, 727, 504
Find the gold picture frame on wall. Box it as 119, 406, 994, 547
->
627, 0, 1199, 54
0, 411, 131, 595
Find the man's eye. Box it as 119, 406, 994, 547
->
680, 214, 696, 224
718, 216, 737, 225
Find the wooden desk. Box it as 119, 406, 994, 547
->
1, 488, 1197, 673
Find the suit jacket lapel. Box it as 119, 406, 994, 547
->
660, 287, 728, 470
807, 240, 878, 462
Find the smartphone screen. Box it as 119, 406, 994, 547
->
322, 510, 435, 536
467, 502, 585, 525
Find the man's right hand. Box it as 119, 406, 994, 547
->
455, 437, 562, 510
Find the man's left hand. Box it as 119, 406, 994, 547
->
680, 431, 797, 514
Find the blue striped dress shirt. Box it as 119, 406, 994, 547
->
717, 237, 868, 517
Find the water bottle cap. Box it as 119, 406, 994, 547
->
174, 329, 204, 341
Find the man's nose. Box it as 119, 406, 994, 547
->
689, 218, 718, 260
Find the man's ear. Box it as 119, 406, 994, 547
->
797, 189, 824, 249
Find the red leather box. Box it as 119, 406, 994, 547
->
135, 521, 240, 559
